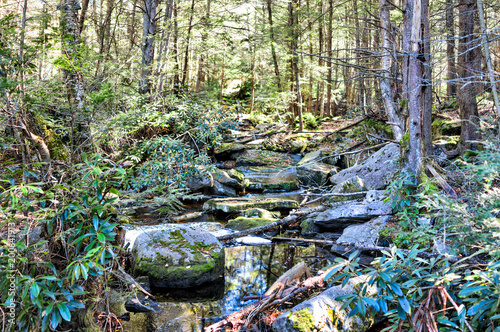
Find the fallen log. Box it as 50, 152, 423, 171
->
216, 205, 326, 241
425, 164, 458, 199
324, 116, 367, 138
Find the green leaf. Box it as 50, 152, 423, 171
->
30, 282, 40, 298
398, 297, 411, 314
458, 286, 488, 297
93, 215, 99, 231
97, 233, 106, 243
389, 282, 403, 296
57, 303, 71, 321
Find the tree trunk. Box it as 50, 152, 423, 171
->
139, 0, 158, 95
422, 0, 433, 157
353, 0, 363, 109
315, 0, 325, 117
457, 0, 480, 152
267, 0, 282, 91
289, 0, 303, 131
380, 0, 403, 140
326, 0, 333, 116
78, 0, 90, 33
446, 0, 456, 99
196, 0, 210, 92
476, 0, 500, 134
181, 0, 196, 88
173, 0, 180, 95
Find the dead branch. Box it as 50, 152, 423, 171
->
216, 206, 326, 241
111, 265, 156, 300
425, 164, 458, 199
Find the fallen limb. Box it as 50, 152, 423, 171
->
270, 237, 341, 245
111, 265, 156, 300
216, 206, 326, 241
324, 116, 368, 138
425, 164, 458, 199
301, 191, 368, 206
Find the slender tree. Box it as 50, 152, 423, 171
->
140, 0, 158, 95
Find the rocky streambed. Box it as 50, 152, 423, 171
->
111, 120, 402, 332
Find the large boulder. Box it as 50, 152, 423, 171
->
297, 150, 324, 166
330, 143, 400, 191
132, 225, 224, 288
297, 162, 335, 187
313, 190, 392, 229
226, 216, 278, 231
271, 276, 377, 332
211, 168, 248, 191
214, 142, 246, 158
186, 170, 213, 192
235, 150, 299, 167
242, 166, 298, 192
336, 215, 391, 246
203, 197, 299, 213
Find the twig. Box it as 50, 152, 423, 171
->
216, 206, 326, 241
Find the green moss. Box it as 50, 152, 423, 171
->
291, 308, 316, 332
226, 216, 277, 230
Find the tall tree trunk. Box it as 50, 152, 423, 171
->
173, 0, 180, 95
457, 0, 480, 152
422, 0, 433, 157
315, 0, 325, 117
477, 0, 500, 133
156, 0, 174, 94
196, 0, 210, 92
78, 0, 90, 33
127, 0, 138, 54
353, 0, 363, 109
380, 0, 403, 140
290, 0, 303, 131
326, 0, 333, 117
181, 0, 196, 88
139, 0, 158, 95
267, 0, 282, 91
446, 0, 457, 98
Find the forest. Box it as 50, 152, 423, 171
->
0, 0, 500, 331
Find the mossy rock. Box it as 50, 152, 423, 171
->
432, 118, 461, 137
132, 225, 224, 288
243, 166, 299, 192
236, 149, 298, 167
242, 208, 277, 219
203, 197, 299, 213
297, 150, 323, 166
290, 138, 308, 153
214, 142, 246, 157
226, 216, 278, 231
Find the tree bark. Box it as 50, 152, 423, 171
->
266, 0, 282, 91
195, 0, 210, 92
457, 0, 480, 152
139, 0, 158, 95
78, 0, 90, 33
476, 0, 500, 134
173, 0, 180, 95
326, 0, 333, 116
181, 0, 196, 88
446, 0, 457, 98
290, 0, 303, 131
380, 0, 403, 140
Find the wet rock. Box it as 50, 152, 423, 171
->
203, 197, 299, 213
235, 150, 299, 167
125, 294, 162, 313
186, 170, 213, 192
297, 150, 324, 166
330, 143, 400, 191
211, 181, 237, 197
226, 216, 278, 231
132, 224, 224, 288
171, 211, 204, 222
243, 166, 298, 192
297, 162, 335, 187
336, 215, 391, 246
242, 208, 276, 219
211, 169, 248, 191
300, 212, 321, 235
290, 138, 308, 153
214, 142, 246, 158
271, 276, 377, 332
314, 191, 392, 229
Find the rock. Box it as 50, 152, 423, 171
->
297, 150, 324, 166
242, 208, 276, 219
186, 170, 213, 192
297, 162, 335, 187
203, 197, 299, 213
226, 216, 277, 231
235, 150, 299, 167
171, 211, 204, 222
214, 142, 246, 158
336, 216, 391, 246
300, 212, 321, 235
330, 143, 400, 191
271, 276, 376, 332
245, 139, 266, 148
211, 181, 237, 197
290, 138, 308, 153
125, 290, 162, 313
132, 225, 224, 288
211, 169, 248, 191
314, 191, 392, 229
242, 166, 298, 192
332, 176, 366, 194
